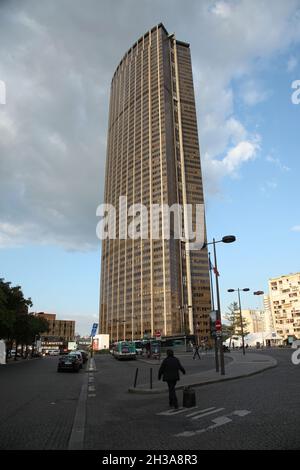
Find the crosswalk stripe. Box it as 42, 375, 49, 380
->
174, 408, 251, 437
157, 406, 198, 416
185, 407, 215, 417
207, 416, 232, 429
232, 410, 251, 417
191, 407, 225, 420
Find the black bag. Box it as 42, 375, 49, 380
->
182, 387, 196, 408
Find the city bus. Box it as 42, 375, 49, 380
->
112, 341, 136, 360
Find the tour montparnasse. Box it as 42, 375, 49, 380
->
99, 23, 211, 342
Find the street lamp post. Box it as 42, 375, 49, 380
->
208, 252, 219, 372
204, 235, 236, 376
227, 288, 250, 355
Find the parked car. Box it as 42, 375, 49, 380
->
48, 349, 60, 356
57, 354, 81, 372
78, 350, 88, 363
69, 351, 83, 368
8, 349, 21, 358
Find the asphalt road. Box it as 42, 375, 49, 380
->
0, 356, 85, 449
84, 348, 300, 450
1, 349, 299, 450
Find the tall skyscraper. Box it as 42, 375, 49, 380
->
99, 24, 211, 341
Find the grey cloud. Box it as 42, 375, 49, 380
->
0, 0, 300, 249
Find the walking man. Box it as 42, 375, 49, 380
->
158, 349, 186, 410
193, 344, 201, 360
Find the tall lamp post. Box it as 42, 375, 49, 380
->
227, 288, 250, 355
203, 235, 236, 375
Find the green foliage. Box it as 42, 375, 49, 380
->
224, 302, 250, 339
0, 278, 48, 349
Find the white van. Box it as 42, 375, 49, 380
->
48, 349, 60, 356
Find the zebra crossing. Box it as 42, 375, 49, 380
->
156, 406, 251, 437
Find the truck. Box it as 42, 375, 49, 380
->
67, 341, 77, 352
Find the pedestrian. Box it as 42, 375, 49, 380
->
158, 349, 185, 410
192, 343, 201, 360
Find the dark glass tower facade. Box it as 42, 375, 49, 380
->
100, 24, 211, 342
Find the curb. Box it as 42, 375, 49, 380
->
86, 356, 96, 372
128, 357, 278, 394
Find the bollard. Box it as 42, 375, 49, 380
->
182, 386, 196, 408
150, 367, 153, 389
134, 367, 139, 388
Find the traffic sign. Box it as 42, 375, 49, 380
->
216, 330, 222, 337
90, 323, 98, 337
215, 320, 222, 331
155, 330, 161, 338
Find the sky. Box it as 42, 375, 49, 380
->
0, 0, 299, 335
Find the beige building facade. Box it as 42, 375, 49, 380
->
99, 24, 211, 341
36, 312, 75, 342
240, 309, 265, 334
268, 272, 300, 341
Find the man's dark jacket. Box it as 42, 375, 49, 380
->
158, 356, 186, 382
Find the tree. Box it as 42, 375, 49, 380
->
224, 302, 250, 347
0, 278, 33, 358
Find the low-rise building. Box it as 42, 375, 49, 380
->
240, 309, 265, 334
35, 312, 75, 342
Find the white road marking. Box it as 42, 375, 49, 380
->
175, 430, 196, 437
88, 393, 96, 398
207, 416, 232, 429
174, 409, 252, 437
232, 410, 251, 417
185, 407, 215, 417
191, 408, 225, 420
88, 385, 95, 392
157, 407, 198, 416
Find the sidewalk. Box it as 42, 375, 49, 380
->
128, 351, 277, 394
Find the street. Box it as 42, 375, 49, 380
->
0, 356, 84, 449
0, 349, 299, 450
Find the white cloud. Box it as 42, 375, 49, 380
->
223, 140, 260, 173
241, 80, 271, 106
1, 0, 300, 249
291, 225, 300, 232
211, 1, 232, 18
203, 136, 260, 193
